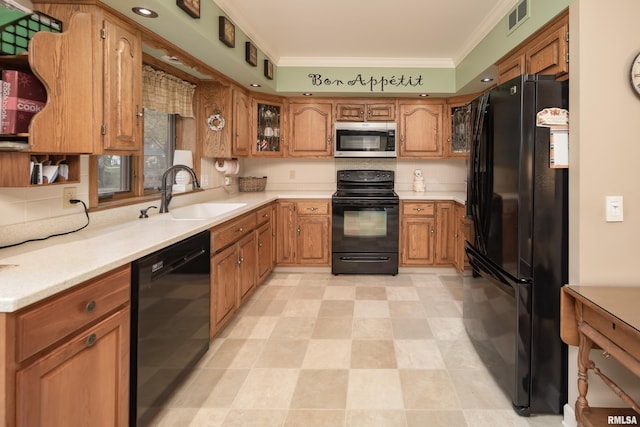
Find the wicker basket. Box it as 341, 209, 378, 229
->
239, 176, 267, 192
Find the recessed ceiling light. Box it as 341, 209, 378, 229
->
303, 93, 313, 96
250, 83, 261, 87
132, 7, 158, 18
480, 77, 494, 83
419, 93, 429, 97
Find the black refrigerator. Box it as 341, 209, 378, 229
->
464, 74, 568, 416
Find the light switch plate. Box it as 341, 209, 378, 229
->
606, 195, 623, 222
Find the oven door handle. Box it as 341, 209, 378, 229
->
332, 199, 398, 208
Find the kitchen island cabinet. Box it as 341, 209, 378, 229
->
276, 199, 331, 266
0, 265, 130, 427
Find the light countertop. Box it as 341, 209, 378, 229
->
0, 189, 465, 313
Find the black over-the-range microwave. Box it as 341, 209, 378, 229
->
334, 121, 397, 158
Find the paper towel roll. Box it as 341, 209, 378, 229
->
215, 159, 240, 175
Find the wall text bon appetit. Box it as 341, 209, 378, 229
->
307, 73, 424, 92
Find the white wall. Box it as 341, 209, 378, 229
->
567, 0, 640, 408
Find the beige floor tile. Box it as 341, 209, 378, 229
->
222, 409, 288, 426
353, 300, 390, 318
312, 316, 353, 339
355, 286, 387, 300
281, 299, 322, 317
200, 369, 251, 408
385, 286, 420, 301
394, 339, 446, 369
293, 286, 326, 299
190, 408, 229, 427
254, 339, 309, 368
427, 317, 466, 341
318, 300, 355, 317
422, 300, 463, 317
284, 409, 346, 427
399, 369, 460, 409
463, 409, 531, 427
438, 338, 488, 370
166, 368, 244, 409
351, 340, 397, 368
290, 369, 349, 409
405, 410, 468, 427
323, 286, 356, 300
346, 409, 407, 427
252, 285, 297, 301
389, 300, 428, 318
352, 318, 393, 340
241, 298, 289, 316
448, 368, 514, 410
347, 370, 404, 409
302, 339, 351, 369
232, 369, 299, 409
391, 318, 433, 339
205, 339, 266, 369
148, 407, 199, 426
270, 316, 317, 339
221, 316, 279, 339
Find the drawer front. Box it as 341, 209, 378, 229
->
402, 201, 435, 217
256, 205, 272, 226
212, 214, 257, 252
582, 305, 640, 361
15, 265, 131, 362
296, 200, 330, 215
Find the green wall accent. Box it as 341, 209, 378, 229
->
277, 0, 574, 95
277, 67, 455, 95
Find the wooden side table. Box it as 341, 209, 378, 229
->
561, 285, 640, 426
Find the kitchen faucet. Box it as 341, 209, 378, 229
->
159, 165, 200, 213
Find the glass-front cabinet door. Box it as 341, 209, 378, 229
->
253, 98, 284, 156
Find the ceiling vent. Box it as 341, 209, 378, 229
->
508, 0, 529, 33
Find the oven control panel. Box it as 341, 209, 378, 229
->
337, 169, 394, 184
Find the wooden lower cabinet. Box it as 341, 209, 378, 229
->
210, 204, 274, 337
276, 199, 331, 266
16, 308, 130, 427
454, 202, 473, 274
400, 200, 455, 266
0, 265, 131, 427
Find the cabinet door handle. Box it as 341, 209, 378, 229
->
85, 300, 96, 313
85, 333, 97, 347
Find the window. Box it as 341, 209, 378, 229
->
96, 109, 176, 201
142, 109, 176, 192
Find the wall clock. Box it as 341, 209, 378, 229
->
631, 52, 640, 96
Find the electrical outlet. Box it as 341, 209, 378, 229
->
63, 187, 77, 209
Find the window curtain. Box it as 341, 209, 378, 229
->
143, 65, 196, 118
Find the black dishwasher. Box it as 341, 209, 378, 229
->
130, 230, 211, 427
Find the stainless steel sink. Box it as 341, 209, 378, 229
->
170, 202, 247, 220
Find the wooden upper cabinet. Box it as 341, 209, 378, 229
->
496, 10, 569, 84
398, 101, 443, 158
100, 14, 143, 154
197, 81, 232, 158
253, 98, 285, 157
28, 12, 93, 154
445, 93, 477, 158
288, 102, 333, 157
335, 101, 395, 121
232, 89, 251, 157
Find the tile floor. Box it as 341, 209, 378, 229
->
148, 272, 565, 426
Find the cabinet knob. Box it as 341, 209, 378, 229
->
258, 240, 263, 248
430, 227, 435, 236
85, 333, 97, 347
307, 207, 318, 211
236, 227, 244, 232
297, 226, 301, 235
85, 300, 96, 313
414, 207, 423, 212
